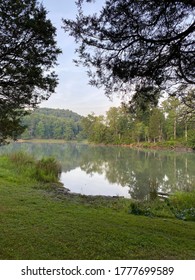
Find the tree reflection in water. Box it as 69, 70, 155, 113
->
1, 142, 195, 199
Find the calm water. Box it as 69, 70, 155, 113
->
1, 142, 195, 199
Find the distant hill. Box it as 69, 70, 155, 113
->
35, 108, 82, 122
21, 108, 84, 140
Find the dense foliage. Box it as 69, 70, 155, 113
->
0, 0, 61, 144
80, 96, 195, 148
63, 0, 195, 110
21, 108, 83, 140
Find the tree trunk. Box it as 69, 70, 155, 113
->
185, 122, 188, 141
174, 118, 177, 140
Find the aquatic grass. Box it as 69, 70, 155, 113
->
34, 157, 62, 183
9, 151, 35, 166
8, 152, 62, 183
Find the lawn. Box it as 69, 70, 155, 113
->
0, 154, 195, 260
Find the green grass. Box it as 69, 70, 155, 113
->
0, 153, 195, 259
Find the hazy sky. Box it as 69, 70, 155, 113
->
40, 0, 121, 116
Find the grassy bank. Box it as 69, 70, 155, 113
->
0, 153, 195, 260
18, 138, 194, 151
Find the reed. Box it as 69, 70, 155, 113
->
8, 152, 61, 183
35, 157, 62, 182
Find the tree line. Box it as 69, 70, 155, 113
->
80, 96, 195, 148
19, 96, 195, 148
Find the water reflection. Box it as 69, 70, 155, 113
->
0, 142, 195, 199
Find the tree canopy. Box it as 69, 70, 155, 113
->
63, 0, 195, 108
81, 97, 195, 148
0, 0, 61, 144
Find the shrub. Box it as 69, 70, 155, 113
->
168, 191, 195, 221
129, 192, 195, 222
129, 199, 174, 219
130, 201, 152, 217
173, 208, 195, 221
186, 130, 195, 149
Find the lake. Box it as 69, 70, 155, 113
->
0, 142, 195, 199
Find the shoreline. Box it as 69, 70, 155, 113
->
17, 138, 194, 153
120, 143, 194, 153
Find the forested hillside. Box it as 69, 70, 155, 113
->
21, 108, 83, 140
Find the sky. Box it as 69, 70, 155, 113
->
40, 0, 121, 116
